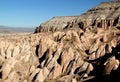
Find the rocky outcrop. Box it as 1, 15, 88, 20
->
1, 1, 120, 82
35, 1, 120, 33
34, 16, 78, 33
1, 25, 120, 82
76, 1, 120, 30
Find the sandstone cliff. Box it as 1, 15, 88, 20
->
35, 1, 120, 33
34, 16, 78, 33
0, 1, 120, 82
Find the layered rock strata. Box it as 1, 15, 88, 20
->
35, 1, 120, 33
34, 16, 78, 33
1, 1, 120, 82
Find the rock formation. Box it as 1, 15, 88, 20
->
0, 1, 120, 82
35, 1, 120, 33
34, 16, 78, 33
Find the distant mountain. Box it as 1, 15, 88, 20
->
0, 25, 35, 33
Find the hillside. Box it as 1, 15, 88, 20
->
0, 1, 120, 82
35, 1, 120, 33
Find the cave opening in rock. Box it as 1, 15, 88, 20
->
97, 22, 102, 28
78, 22, 84, 29
113, 17, 119, 26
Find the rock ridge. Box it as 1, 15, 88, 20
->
35, 1, 120, 33
1, 1, 120, 82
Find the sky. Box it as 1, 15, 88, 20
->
0, 0, 108, 28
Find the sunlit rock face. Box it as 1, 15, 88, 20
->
34, 16, 78, 33
1, 1, 120, 82
35, 1, 120, 33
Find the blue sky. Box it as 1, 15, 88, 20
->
0, 0, 107, 27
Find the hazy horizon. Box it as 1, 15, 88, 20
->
0, 0, 107, 27
0, 25, 35, 28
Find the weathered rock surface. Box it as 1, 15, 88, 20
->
34, 16, 78, 33
35, 1, 120, 33
1, 26, 120, 82
1, 1, 120, 82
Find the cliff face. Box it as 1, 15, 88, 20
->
1, 1, 120, 82
76, 1, 120, 29
35, 1, 120, 33
34, 16, 78, 32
